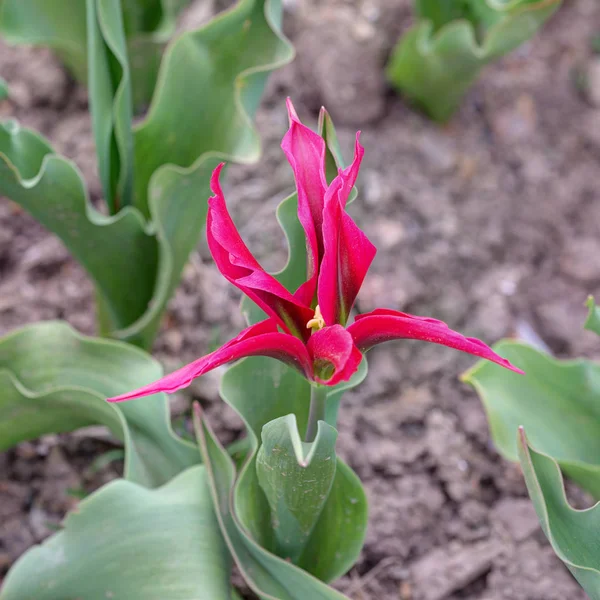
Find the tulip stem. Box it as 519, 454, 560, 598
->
305, 385, 328, 443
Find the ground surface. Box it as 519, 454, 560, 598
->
1, 0, 600, 598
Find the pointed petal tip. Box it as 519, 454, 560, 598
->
286, 97, 299, 123
488, 351, 524, 375
354, 131, 364, 155
106, 392, 134, 404
507, 362, 525, 375
209, 162, 226, 194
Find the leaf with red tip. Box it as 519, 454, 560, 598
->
348, 308, 523, 374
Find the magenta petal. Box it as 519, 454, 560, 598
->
307, 324, 363, 386
281, 98, 328, 304
317, 139, 375, 327
107, 320, 314, 403
347, 308, 524, 374
207, 164, 313, 338
330, 133, 364, 210
319, 204, 376, 327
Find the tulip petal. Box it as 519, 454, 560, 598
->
207, 164, 313, 338
108, 320, 314, 402
307, 324, 363, 386
330, 133, 364, 210
348, 308, 524, 374
281, 98, 328, 304
318, 137, 375, 326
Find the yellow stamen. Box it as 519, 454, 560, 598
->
306, 305, 325, 331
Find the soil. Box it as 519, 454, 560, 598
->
1, 0, 600, 598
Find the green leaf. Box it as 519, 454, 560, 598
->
0, 0, 89, 82
0, 0, 191, 109
386, 0, 561, 121
0, 0, 293, 349
463, 340, 600, 497
132, 0, 294, 216
0, 466, 232, 600
113, 0, 193, 110
221, 356, 368, 582
0, 121, 158, 345
518, 429, 600, 599
0, 77, 8, 101
585, 295, 600, 336
0, 321, 198, 488
415, 0, 470, 32
256, 415, 338, 563
86, 0, 134, 212
195, 407, 354, 600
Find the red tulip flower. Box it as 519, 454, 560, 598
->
108, 100, 521, 405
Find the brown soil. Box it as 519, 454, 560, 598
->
2, 0, 600, 598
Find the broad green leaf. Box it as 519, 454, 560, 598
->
585, 296, 600, 337
386, 0, 561, 121
195, 407, 354, 600
119, 0, 192, 109
0, 0, 88, 82
0, 0, 293, 349
463, 340, 600, 497
0, 466, 231, 600
0, 121, 158, 344
132, 0, 294, 215
466, 0, 503, 30
256, 415, 338, 563
518, 429, 600, 599
415, 0, 470, 32
221, 356, 368, 582
0, 321, 198, 488
0, 0, 191, 109
114, 153, 224, 345
86, 0, 134, 212
483, 0, 560, 60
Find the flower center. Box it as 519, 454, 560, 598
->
306, 305, 325, 332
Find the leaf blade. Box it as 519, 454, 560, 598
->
221, 356, 368, 581
386, 0, 561, 121
256, 415, 338, 563
463, 340, 600, 497
0, 321, 199, 488
0, 466, 231, 600
195, 407, 354, 600
517, 429, 600, 599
